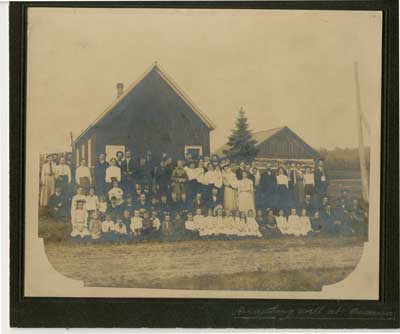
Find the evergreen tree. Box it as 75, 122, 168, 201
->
223, 107, 258, 161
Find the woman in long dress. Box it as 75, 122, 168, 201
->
294, 163, 305, 204
237, 171, 255, 215
40, 155, 56, 206
275, 167, 290, 212
222, 165, 238, 211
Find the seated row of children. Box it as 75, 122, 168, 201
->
185, 206, 262, 237
70, 199, 162, 241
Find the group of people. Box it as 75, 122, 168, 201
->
40, 149, 368, 242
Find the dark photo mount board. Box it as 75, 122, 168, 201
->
9, 1, 399, 328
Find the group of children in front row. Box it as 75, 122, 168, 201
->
70, 192, 352, 242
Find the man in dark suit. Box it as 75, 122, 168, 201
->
121, 150, 136, 194
300, 194, 315, 216
207, 187, 222, 211
314, 159, 328, 198
259, 168, 277, 208
94, 153, 109, 196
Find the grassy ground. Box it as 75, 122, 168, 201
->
44, 236, 365, 291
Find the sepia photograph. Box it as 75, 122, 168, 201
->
23, 7, 383, 299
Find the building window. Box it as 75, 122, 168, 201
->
105, 145, 125, 162
184, 145, 203, 160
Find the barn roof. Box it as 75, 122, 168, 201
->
213, 126, 319, 158
75, 62, 215, 144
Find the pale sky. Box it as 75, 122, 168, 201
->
26, 8, 382, 153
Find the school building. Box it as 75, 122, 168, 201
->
74, 62, 216, 166
214, 126, 320, 166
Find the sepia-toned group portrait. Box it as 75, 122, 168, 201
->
25, 8, 382, 299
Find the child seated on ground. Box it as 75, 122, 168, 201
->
246, 210, 262, 237
287, 208, 302, 236
311, 211, 323, 233
130, 209, 143, 236
101, 213, 115, 242
150, 210, 161, 231
89, 211, 102, 240
122, 209, 131, 232
98, 195, 107, 220
71, 186, 86, 216
276, 209, 290, 235
299, 208, 313, 236
162, 213, 173, 237
113, 217, 129, 242
70, 199, 90, 239
224, 209, 235, 236
185, 212, 195, 231
265, 209, 280, 237
141, 211, 152, 236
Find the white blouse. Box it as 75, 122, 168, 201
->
223, 171, 238, 188
75, 166, 92, 184
276, 174, 289, 187
105, 165, 121, 183
204, 170, 222, 188
55, 164, 71, 183
303, 173, 315, 185
237, 178, 253, 193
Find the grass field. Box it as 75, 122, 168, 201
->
44, 236, 365, 291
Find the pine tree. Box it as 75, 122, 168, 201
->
223, 107, 258, 161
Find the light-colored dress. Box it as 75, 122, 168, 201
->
108, 187, 124, 205
101, 220, 114, 233
299, 216, 313, 236
287, 214, 304, 236
130, 217, 143, 232
71, 209, 90, 238
222, 171, 238, 211
40, 162, 56, 206
276, 216, 290, 235
246, 217, 262, 237
237, 178, 255, 214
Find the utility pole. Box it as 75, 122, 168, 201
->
354, 61, 369, 203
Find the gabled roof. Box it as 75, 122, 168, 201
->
213, 126, 319, 158
75, 62, 215, 143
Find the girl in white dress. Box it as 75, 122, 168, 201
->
222, 165, 238, 211
246, 210, 262, 237
287, 208, 303, 236
299, 208, 313, 236
201, 208, 215, 237
214, 206, 225, 235
71, 200, 90, 238
237, 171, 255, 214
276, 209, 290, 235
70, 186, 87, 217
130, 210, 143, 236
238, 211, 248, 237
223, 209, 235, 235
89, 212, 102, 240
185, 213, 196, 231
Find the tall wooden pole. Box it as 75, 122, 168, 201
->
70, 131, 75, 164
354, 61, 369, 203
